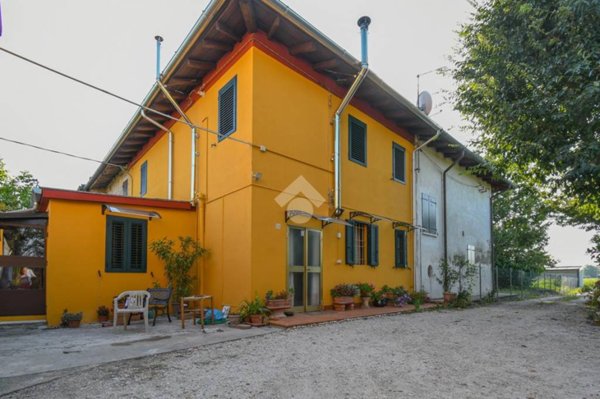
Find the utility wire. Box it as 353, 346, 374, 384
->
0, 46, 260, 150
0, 136, 124, 170
0, 46, 180, 124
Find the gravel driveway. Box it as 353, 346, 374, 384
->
5, 298, 599, 399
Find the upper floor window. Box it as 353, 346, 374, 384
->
392, 143, 406, 183
140, 161, 148, 197
105, 216, 147, 273
348, 115, 367, 166
122, 179, 129, 196
345, 220, 379, 266
218, 76, 237, 141
421, 193, 437, 234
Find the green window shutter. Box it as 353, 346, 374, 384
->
395, 230, 407, 268
345, 221, 355, 265
367, 224, 379, 266
348, 115, 367, 166
129, 220, 147, 272
106, 217, 125, 271
218, 76, 237, 140
105, 216, 147, 273
392, 143, 406, 182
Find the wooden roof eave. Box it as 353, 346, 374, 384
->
84, 0, 230, 191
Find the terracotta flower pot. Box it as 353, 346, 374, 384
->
98, 315, 109, 323
67, 320, 81, 328
266, 299, 291, 319
361, 296, 370, 308
332, 296, 354, 311
443, 292, 457, 304
249, 314, 264, 325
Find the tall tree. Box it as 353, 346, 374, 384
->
452, 0, 600, 264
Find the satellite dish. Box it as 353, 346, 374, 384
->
418, 91, 433, 115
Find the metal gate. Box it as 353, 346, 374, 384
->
0, 210, 47, 317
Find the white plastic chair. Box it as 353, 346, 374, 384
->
113, 290, 151, 332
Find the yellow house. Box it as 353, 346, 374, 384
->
0, 0, 505, 325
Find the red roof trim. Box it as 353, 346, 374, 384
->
127, 31, 413, 170
37, 187, 195, 212
128, 36, 256, 167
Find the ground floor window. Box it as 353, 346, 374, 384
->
105, 216, 147, 273
346, 221, 379, 266
394, 230, 408, 268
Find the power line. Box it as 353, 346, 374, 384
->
0, 46, 260, 150
0, 46, 180, 124
0, 136, 124, 170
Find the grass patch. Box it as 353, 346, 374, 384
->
558, 295, 578, 302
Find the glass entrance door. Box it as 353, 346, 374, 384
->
288, 227, 322, 312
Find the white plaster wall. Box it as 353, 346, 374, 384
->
102, 171, 130, 196
415, 147, 492, 299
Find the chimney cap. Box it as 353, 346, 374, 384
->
357, 16, 371, 29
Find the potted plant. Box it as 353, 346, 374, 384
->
436, 255, 477, 304
61, 309, 83, 328
356, 283, 374, 308
97, 305, 110, 323
330, 284, 358, 311
371, 290, 388, 307
436, 258, 459, 303
239, 296, 269, 326
228, 312, 241, 326
150, 236, 207, 315
410, 290, 429, 311
265, 289, 293, 319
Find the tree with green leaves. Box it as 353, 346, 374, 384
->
150, 236, 206, 301
493, 186, 556, 272
452, 0, 600, 264
0, 159, 38, 211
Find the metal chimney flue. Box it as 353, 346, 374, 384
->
357, 16, 371, 67
333, 16, 372, 216
155, 35, 164, 81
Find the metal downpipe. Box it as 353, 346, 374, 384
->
333, 16, 371, 216
140, 110, 173, 200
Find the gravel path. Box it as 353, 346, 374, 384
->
5, 299, 599, 399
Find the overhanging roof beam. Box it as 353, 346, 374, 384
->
268, 16, 280, 39
202, 39, 232, 52
239, 0, 257, 33
216, 22, 241, 42
186, 59, 216, 70
290, 41, 317, 56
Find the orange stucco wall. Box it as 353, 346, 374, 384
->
249, 46, 414, 306
36, 37, 415, 323
44, 199, 195, 326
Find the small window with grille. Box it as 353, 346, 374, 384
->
218, 76, 237, 141
105, 216, 147, 273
